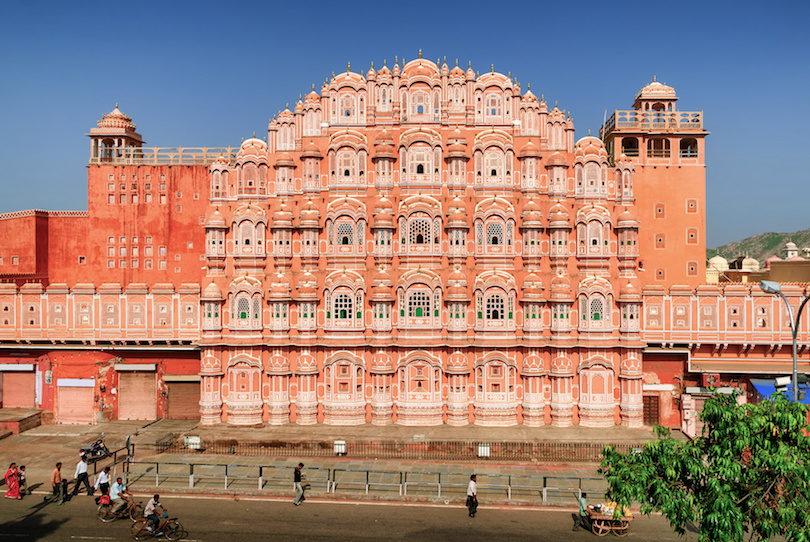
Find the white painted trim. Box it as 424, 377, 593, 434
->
114, 363, 157, 372
58, 378, 95, 388
642, 384, 675, 391
0, 363, 34, 371
163, 374, 200, 382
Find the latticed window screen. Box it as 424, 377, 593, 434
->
476, 222, 483, 246
400, 218, 407, 244
355, 292, 363, 319
409, 219, 431, 244
334, 294, 353, 319
408, 291, 431, 317
486, 295, 504, 320
237, 297, 250, 319
580, 297, 588, 320
434, 291, 441, 317
591, 298, 604, 321
433, 219, 441, 243
253, 298, 260, 319
337, 223, 354, 245
399, 291, 405, 316
357, 223, 364, 244
487, 223, 503, 245
506, 222, 513, 245
328, 222, 334, 244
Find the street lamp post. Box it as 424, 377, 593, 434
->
759, 280, 810, 402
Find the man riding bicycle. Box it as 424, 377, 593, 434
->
109, 476, 131, 515
144, 494, 167, 534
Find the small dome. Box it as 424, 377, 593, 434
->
268, 272, 291, 299
402, 59, 439, 80
272, 202, 294, 226
202, 281, 223, 300
523, 88, 538, 103
521, 199, 542, 226
465, 62, 476, 80
548, 202, 570, 227
708, 254, 729, 271
619, 280, 640, 301
299, 199, 320, 228
377, 61, 391, 77
237, 138, 267, 163
636, 78, 677, 100
550, 272, 573, 301
546, 151, 568, 167
519, 140, 541, 158
521, 272, 544, 299
366, 63, 376, 79
274, 152, 295, 168
305, 88, 320, 103
302, 142, 323, 158
296, 271, 318, 298
616, 207, 638, 228
742, 256, 760, 271
206, 209, 226, 228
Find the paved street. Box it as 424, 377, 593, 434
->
0, 494, 683, 541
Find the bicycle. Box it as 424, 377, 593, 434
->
130, 514, 185, 540
97, 495, 144, 522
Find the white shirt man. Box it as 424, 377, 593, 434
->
466, 474, 478, 517
94, 468, 110, 491
71, 456, 92, 496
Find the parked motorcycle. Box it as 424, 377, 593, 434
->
80, 433, 110, 460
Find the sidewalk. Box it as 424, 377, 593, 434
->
0, 418, 651, 509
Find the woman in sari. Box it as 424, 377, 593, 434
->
5, 462, 21, 499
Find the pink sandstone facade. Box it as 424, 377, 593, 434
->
0, 57, 807, 433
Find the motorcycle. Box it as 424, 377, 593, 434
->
80, 433, 110, 460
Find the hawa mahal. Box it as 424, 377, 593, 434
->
1, 55, 805, 434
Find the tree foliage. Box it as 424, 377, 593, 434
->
599, 392, 810, 541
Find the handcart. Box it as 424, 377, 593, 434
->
587, 508, 633, 537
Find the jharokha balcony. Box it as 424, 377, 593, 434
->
600, 110, 704, 139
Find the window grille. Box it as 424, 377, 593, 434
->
408, 291, 431, 317
237, 297, 250, 319
434, 291, 441, 317
487, 223, 503, 246
328, 222, 334, 244
357, 223, 364, 244
476, 222, 483, 246
334, 293, 353, 319
409, 219, 431, 244
506, 222, 513, 245
590, 298, 604, 321
486, 295, 504, 320
337, 223, 354, 245
253, 298, 261, 320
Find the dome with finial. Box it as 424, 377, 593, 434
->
372, 129, 395, 159
202, 281, 223, 301
636, 76, 677, 100
465, 61, 475, 80
546, 151, 568, 167
449, 58, 465, 78
521, 271, 544, 301
550, 272, 573, 301
268, 272, 291, 300
616, 207, 638, 228
305, 85, 320, 103
372, 196, 394, 228
274, 152, 295, 168
619, 280, 640, 302
446, 267, 469, 301
370, 269, 394, 301
575, 136, 608, 160
522, 84, 538, 103
366, 61, 376, 79
708, 254, 729, 272
206, 209, 227, 229
299, 199, 320, 229
446, 197, 469, 229
548, 201, 570, 228
401, 56, 440, 80
236, 136, 268, 163
519, 140, 541, 158
447, 128, 468, 157
295, 271, 318, 300
377, 59, 391, 78
521, 199, 542, 226
90, 104, 143, 142
278, 103, 294, 121
302, 141, 322, 159
272, 201, 294, 227
742, 255, 760, 271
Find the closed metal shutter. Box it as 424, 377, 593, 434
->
3, 371, 36, 408
642, 395, 660, 426
167, 382, 200, 419
118, 372, 157, 421
58, 387, 95, 424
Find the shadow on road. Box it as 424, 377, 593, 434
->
0, 503, 69, 541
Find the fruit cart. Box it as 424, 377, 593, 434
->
587, 508, 633, 537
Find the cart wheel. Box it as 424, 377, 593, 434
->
592, 519, 611, 537
615, 520, 630, 537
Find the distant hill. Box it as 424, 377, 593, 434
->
708, 227, 810, 263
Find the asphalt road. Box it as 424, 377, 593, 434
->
0, 494, 683, 541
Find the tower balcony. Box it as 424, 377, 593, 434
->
89, 146, 239, 166
600, 110, 703, 139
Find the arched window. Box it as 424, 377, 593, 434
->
486, 294, 504, 320
647, 138, 670, 157
411, 91, 429, 118
409, 146, 431, 176
334, 293, 353, 319
485, 93, 502, 119
408, 291, 431, 317
341, 95, 355, 117
484, 151, 503, 179
680, 138, 698, 157
621, 137, 639, 156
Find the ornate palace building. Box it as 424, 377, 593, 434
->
0, 56, 806, 433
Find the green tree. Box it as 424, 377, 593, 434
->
599, 392, 810, 541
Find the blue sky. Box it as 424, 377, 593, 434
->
1, 0, 807, 247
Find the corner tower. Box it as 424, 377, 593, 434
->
601, 78, 708, 286
87, 104, 144, 163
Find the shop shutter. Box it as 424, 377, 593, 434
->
118, 372, 157, 421
3, 371, 36, 408
58, 387, 95, 424
167, 382, 200, 419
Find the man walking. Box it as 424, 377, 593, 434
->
18, 465, 29, 496
72, 455, 92, 496
573, 491, 590, 531
293, 463, 305, 506
466, 474, 478, 517
94, 466, 111, 504
46, 462, 62, 503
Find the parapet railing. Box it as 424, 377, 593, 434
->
600, 110, 703, 137
89, 147, 239, 166
155, 436, 641, 463
124, 460, 606, 505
